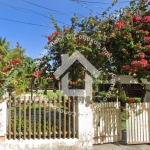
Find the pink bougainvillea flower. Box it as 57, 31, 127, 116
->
144, 36, 150, 41
48, 36, 52, 41
54, 31, 60, 35
2, 65, 12, 72
138, 52, 145, 59
9, 60, 16, 65
34, 71, 42, 77
9, 58, 22, 65
100, 51, 110, 55
15, 58, 22, 64
143, 16, 150, 22
132, 15, 141, 21
141, 30, 148, 34
141, 59, 148, 67
122, 65, 130, 70
115, 21, 125, 29
146, 45, 150, 49
131, 60, 143, 67
131, 59, 148, 68
129, 68, 137, 73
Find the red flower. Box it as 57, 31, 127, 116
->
48, 36, 52, 41
15, 58, 22, 64
141, 59, 148, 67
89, 101, 93, 105
138, 52, 145, 59
115, 21, 125, 29
122, 65, 130, 70
131, 59, 148, 67
3, 65, 12, 72
125, 51, 129, 55
144, 37, 150, 41
141, 30, 148, 34
93, 20, 98, 23
131, 60, 141, 67
146, 45, 150, 49
129, 68, 135, 73
128, 98, 135, 103
9, 58, 22, 65
100, 51, 110, 55
143, 16, 150, 22
54, 31, 60, 35
132, 15, 141, 21
9, 60, 16, 65
34, 71, 42, 77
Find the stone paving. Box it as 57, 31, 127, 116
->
93, 142, 150, 150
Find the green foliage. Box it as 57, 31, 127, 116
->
121, 110, 126, 130
134, 97, 141, 102
99, 91, 107, 97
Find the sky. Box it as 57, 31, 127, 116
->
0, 0, 131, 59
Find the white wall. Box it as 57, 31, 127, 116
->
0, 96, 93, 150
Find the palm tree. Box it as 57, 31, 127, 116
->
0, 37, 10, 55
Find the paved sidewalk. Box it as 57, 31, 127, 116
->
93, 142, 150, 150
1, 141, 150, 150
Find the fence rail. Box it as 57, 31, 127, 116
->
7, 95, 78, 139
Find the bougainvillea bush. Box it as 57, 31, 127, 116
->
1, 0, 150, 100
0, 41, 35, 101
37, 0, 150, 94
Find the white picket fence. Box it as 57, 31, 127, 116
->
92, 102, 122, 144
126, 102, 150, 144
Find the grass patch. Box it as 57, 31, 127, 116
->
121, 109, 126, 130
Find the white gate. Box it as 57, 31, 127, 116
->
93, 102, 122, 144
126, 102, 150, 144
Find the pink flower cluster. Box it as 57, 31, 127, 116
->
115, 21, 125, 29
138, 52, 145, 59
144, 36, 150, 41
132, 15, 141, 21
122, 52, 148, 72
132, 15, 150, 22
47, 31, 60, 41
146, 45, 150, 49
141, 30, 148, 34
131, 59, 148, 67
34, 71, 42, 78
122, 65, 130, 70
143, 16, 150, 22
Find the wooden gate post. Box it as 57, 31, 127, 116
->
0, 100, 7, 141
77, 96, 93, 148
